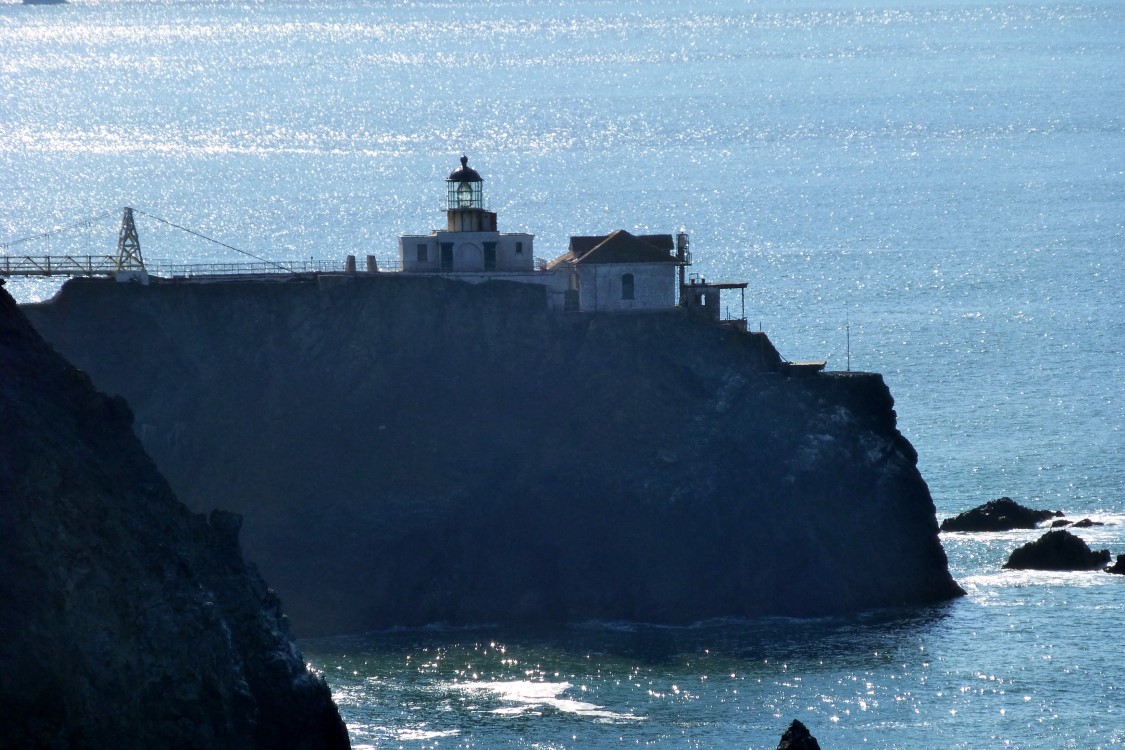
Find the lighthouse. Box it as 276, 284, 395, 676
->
399, 155, 535, 273
446, 155, 491, 231
396, 156, 698, 315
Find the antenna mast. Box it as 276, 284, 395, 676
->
675, 228, 691, 301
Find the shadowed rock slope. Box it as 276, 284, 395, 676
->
24, 275, 963, 635
0, 285, 349, 749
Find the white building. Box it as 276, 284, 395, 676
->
398, 155, 537, 275
544, 231, 681, 312
398, 156, 687, 312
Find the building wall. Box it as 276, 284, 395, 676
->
681, 283, 722, 320
399, 232, 534, 273
393, 243, 675, 313
576, 262, 675, 312
399, 235, 434, 272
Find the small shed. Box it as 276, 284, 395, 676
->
680, 277, 748, 325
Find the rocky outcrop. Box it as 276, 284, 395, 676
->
0, 284, 349, 749
24, 275, 963, 635
1002, 530, 1111, 571
940, 497, 1063, 532
1107, 555, 1125, 575
1049, 518, 1105, 529
777, 719, 822, 750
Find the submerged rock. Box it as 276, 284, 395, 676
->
777, 719, 822, 750
940, 497, 1063, 532
0, 286, 349, 749
24, 276, 964, 634
1003, 530, 1111, 571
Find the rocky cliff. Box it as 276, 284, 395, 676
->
0, 283, 349, 748
23, 274, 963, 636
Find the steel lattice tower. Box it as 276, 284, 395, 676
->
115, 206, 144, 271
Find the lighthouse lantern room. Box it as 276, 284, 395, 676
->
445, 155, 496, 232
448, 155, 483, 208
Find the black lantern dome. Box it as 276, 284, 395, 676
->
446, 155, 484, 210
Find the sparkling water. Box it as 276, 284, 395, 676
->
2, 1, 1122, 747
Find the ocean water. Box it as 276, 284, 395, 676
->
1, 0, 1122, 747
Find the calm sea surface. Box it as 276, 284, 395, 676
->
2, 0, 1122, 747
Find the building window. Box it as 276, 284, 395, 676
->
483, 242, 497, 271
621, 273, 635, 300
416, 244, 428, 263
440, 243, 454, 271
515, 241, 524, 254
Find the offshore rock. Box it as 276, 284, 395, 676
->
940, 497, 1063, 532
1106, 555, 1125, 575
1003, 530, 1112, 571
24, 275, 963, 635
1049, 517, 1104, 529
0, 286, 349, 749
777, 719, 822, 750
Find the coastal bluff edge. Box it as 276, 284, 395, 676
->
23, 274, 963, 636
1, 284, 350, 748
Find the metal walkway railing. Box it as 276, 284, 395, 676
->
0, 254, 119, 277
0, 255, 385, 279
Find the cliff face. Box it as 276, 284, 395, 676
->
0, 285, 349, 749
23, 275, 962, 636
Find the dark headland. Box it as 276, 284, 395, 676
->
0, 284, 349, 747
23, 273, 964, 636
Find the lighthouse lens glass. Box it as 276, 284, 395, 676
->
457, 182, 474, 207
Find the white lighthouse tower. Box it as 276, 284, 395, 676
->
399, 155, 535, 273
